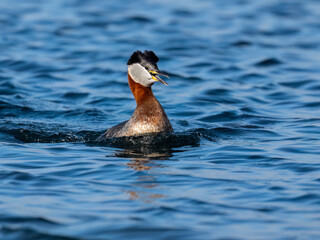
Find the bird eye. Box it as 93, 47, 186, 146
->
145, 67, 149, 70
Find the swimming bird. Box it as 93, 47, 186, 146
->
97, 50, 173, 140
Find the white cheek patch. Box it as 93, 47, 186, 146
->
128, 63, 155, 87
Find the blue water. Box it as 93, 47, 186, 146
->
1, 0, 320, 239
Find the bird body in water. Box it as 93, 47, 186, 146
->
97, 50, 173, 140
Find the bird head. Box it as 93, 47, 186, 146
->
127, 50, 169, 87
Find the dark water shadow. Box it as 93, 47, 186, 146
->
89, 131, 201, 167
91, 131, 201, 150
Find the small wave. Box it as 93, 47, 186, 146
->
83, 20, 108, 28
126, 16, 154, 23
1, 226, 79, 240
0, 59, 52, 73
62, 92, 89, 100
255, 58, 283, 67
0, 121, 100, 143
280, 79, 314, 88
237, 73, 267, 81
231, 40, 252, 47
1, 120, 281, 147
0, 215, 59, 225
1, 120, 204, 150
33, 73, 68, 82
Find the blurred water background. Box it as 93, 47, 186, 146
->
1, 0, 320, 239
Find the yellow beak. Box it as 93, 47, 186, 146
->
149, 71, 169, 85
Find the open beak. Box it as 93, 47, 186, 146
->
150, 71, 169, 86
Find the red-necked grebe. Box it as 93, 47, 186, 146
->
97, 50, 173, 140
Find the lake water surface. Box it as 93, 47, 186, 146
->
1, 0, 320, 239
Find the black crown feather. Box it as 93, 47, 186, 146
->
144, 50, 159, 63
127, 50, 159, 65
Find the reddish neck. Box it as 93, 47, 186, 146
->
128, 74, 156, 106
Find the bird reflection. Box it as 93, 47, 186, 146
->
119, 148, 173, 160
112, 146, 179, 202
114, 147, 175, 170
98, 131, 198, 202
126, 190, 163, 203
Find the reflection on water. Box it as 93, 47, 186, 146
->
115, 147, 174, 161
90, 140, 177, 203
117, 146, 173, 202
120, 149, 172, 171
127, 190, 164, 203
126, 174, 165, 203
